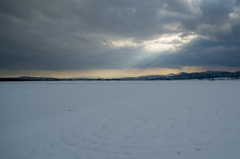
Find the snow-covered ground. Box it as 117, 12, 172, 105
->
1, 80, 240, 159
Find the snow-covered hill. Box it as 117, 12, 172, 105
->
1, 80, 240, 159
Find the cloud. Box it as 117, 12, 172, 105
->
0, 0, 239, 74
138, 37, 240, 69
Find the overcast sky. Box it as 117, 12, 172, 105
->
0, 0, 240, 77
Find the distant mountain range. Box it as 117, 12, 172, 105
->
120, 71, 240, 80
1, 71, 240, 81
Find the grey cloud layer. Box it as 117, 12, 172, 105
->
0, 0, 239, 70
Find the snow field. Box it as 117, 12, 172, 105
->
0, 80, 240, 159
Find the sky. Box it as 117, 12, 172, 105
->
0, 0, 240, 78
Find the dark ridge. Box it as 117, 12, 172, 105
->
1, 71, 240, 81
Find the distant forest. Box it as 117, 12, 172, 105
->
1, 71, 240, 81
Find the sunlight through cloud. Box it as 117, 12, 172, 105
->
103, 33, 198, 53
143, 33, 197, 53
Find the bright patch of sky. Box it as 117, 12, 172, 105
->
103, 33, 198, 53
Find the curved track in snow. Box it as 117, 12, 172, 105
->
1, 81, 240, 159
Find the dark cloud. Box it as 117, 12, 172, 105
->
138, 37, 240, 69
200, 0, 233, 24
0, 0, 239, 72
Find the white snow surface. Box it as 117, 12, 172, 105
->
1, 80, 240, 159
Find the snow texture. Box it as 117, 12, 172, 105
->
1, 80, 240, 159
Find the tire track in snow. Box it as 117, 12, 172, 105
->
0, 108, 67, 126
59, 83, 187, 156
